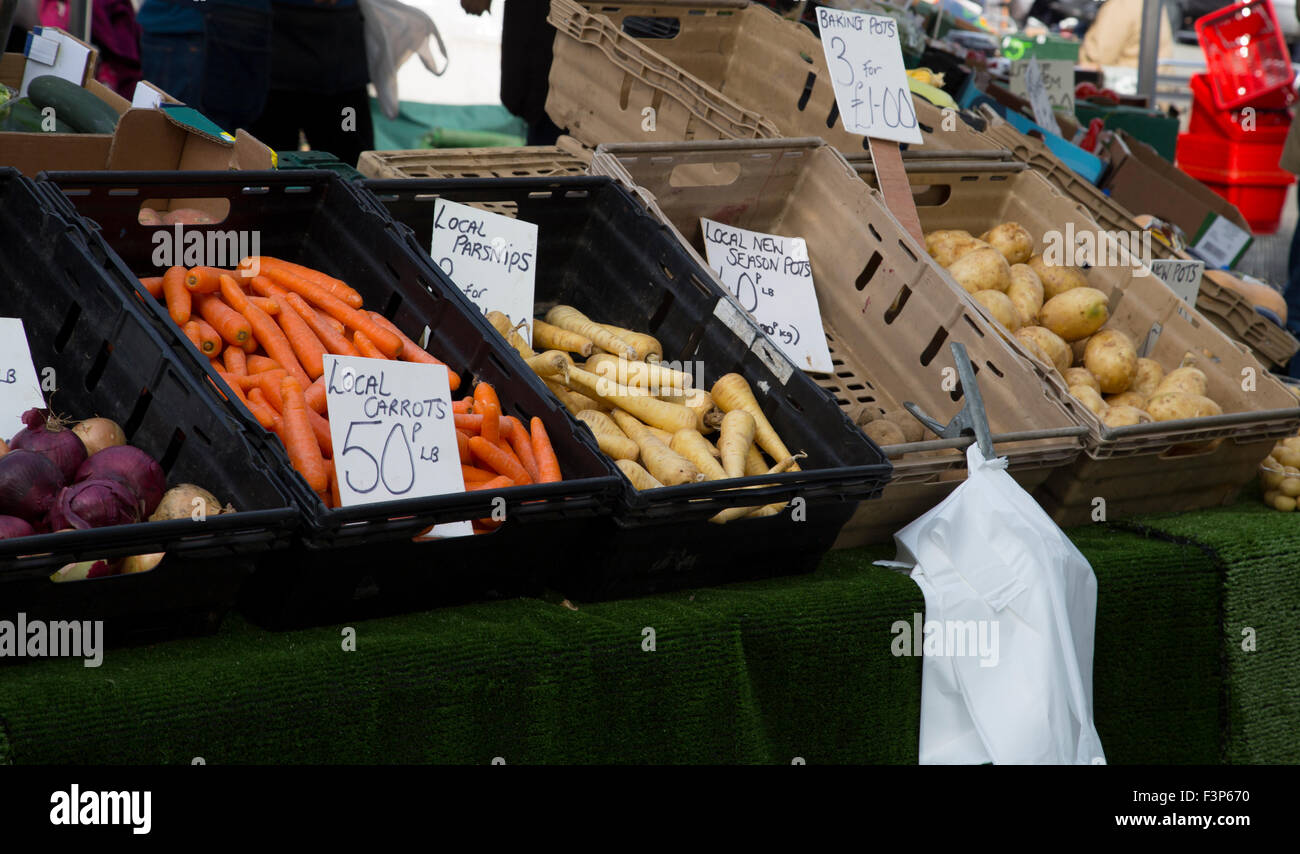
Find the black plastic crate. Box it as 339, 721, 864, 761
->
363, 175, 893, 599
38, 169, 624, 627
0, 169, 298, 645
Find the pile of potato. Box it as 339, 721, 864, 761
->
924, 223, 1225, 428
1260, 432, 1300, 512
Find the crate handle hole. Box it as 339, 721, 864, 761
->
137, 198, 231, 225
920, 326, 949, 367
826, 101, 840, 130
856, 251, 884, 292
83, 341, 112, 392
911, 185, 951, 207
121, 388, 153, 440
619, 72, 634, 111
668, 161, 741, 188
621, 15, 681, 38
53, 304, 81, 353
797, 71, 816, 111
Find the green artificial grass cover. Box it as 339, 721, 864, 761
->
0, 518, 1243, 765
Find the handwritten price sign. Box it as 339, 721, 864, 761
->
701, 219, 833, 374
431, 199, 538, 341
816, 7, 921, 145
324, 354, 472, 538
0, 318, 46, 440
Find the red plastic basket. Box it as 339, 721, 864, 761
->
1188, 73, 1294, 142
1196, 0, 1296, 110
1178, 131, 1295, 233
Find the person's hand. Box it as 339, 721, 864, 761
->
461, 0, 491, 15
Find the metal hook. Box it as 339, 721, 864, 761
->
901, 342, 995, 459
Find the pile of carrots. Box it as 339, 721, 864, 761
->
138, 257, 562, 529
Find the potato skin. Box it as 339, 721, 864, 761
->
1106, 391, 1147, 409
883, 409, 926, 443
1063, 367, 1099, 392
1039, 287, 1109, 342
972, 289, 1021, 331
1015, 326, 1072, 374
1153, 366, 1208, 398
1146, 391, 1222, 421
980, 222, 1034, 265
1131, 358, 1165, 397
1028, 254, 1090, 300
1069, 384, 1109, 417
1083, 328, 1138, 394
1006, 264, 1044, 326
864, 419, 907, 446
926, 231, 986, 267
1102, 405, 1153, 427
947, 247, 1012, 294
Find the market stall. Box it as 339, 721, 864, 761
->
2, 0, 1299, 767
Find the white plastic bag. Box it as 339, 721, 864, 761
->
359, 0, 449, 120
883, 444, 1107, 765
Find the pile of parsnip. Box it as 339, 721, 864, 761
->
488, 306, 805, 524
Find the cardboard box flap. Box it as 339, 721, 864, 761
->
107, 109, 275, 172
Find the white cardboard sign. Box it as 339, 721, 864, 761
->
323, 355, 472, 538
19, 29, 93, 97
0, 319, 47, 441
430, 199, 538, 341
1011, 57, 1075, 120
1148, 258, 1205, 307
815, 7, 922, 145
1191, 214, 1253, 269
700, 219, 833, 374
1018, 57, 1059, 130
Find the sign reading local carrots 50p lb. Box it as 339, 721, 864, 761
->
430, 199, 538, 342
323, 354, 472, 537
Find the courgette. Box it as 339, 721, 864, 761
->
0, 97, 76, 133
27, 76, 120, 134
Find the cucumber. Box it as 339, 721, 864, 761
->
0, 98, 76, 133
27, 76, 120, 134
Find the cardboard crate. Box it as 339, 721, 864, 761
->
589, 138, 1084, 545
546, 0, 1002, 154
2, 51, 272, 176
987, 107, 1299, 369
358, 137, 593, 179
850, 155, 1300, 524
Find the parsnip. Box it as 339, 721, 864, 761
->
718, 410, 756, 479
488, 311, 534, 359
683, 387, 722, 434
544, 379, 607, 415
709, 453, 807, 524
525, 350, 573, 381
617, 459, 664, 490
533, 318, 593, 356
670, 429, 729, 480
546, 306, 637, 359
596, 323, 663, 362
611, 410, 703, 486
566, 367, 697, 433
577, 410, 639, 461
711, 373, 797, 468
587, 354, 690, 394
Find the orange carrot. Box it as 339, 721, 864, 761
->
244, 387, 280, 430
530, 417, 562, 483
469, 436, 532, 485
195, 293, 252, 347
254, 376, 329, 454
213, 369, 251, 406
162, 265, 190, 325
365, 312, 461, 389
185, 266, 225, 294
140, 276, 164, 298
285, 292, 358, 357
351, 330, 390, 361
305, 376, 328, 415
473, 382, 499, 412
219, 273, 249, 311
454, 413, 483, 433
249, 297, 280, 315
237, 368, 286, 398
461, 465, 497, 483
272, 294, 326, 379
479, 400, 500, 445
247, 275, 287, 300
191, 318, 223, 356
247, 355, 283, 374
503, 416, 541, 483
239, 256, 363, 308
456, 430, 472, 463
182, 321, 203, 351
468, 475, 514, 492
279, 375, 328, 493
239, 299, 311, 386
222, 345, 247, 377
452, 398, 473, 414
264, 267, 402, 356
242, 337, 259, 354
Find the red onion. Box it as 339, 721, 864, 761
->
0, 450, 65, 524
9, 409, 87, 483
75, 446, 166, 518
0, 515, 36, 539
47, 478, 142, 530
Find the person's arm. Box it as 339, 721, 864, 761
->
1078, 0, 1126, 68
462, 0, 491, 14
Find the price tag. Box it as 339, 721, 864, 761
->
1190, 213, 1253, 269
1147, 259, 1205, 307
323, 355, 472, 538
1019, 57, 1059, 130
430, 199, 538, 340
814, 7, 922, 145
0, 319, 46, 441
700, 219, 833, 374
1010, 57, 1074, 121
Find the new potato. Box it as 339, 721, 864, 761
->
1069, 384, 1108, 417
1102, 405, 1152, 427
1063, 367, 1098, 392
1027, 254, 1090, 300
882, 409, 926, 443
1154, 366, 1208, 398
925, 230, 987, 267
1006, 264, 1044, 326
980, 222, 1034, 265
947, 247, 1012, 294
1083, 329, 1138, 394
972, 289, 1021, 330
1039, 287, 1109, 342
1131, 358, 1165, 397
1146, 392, 1221, 421
865, 419, 906, 446
1015, 326, 1071, 374
1106, 391, 1147, 409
